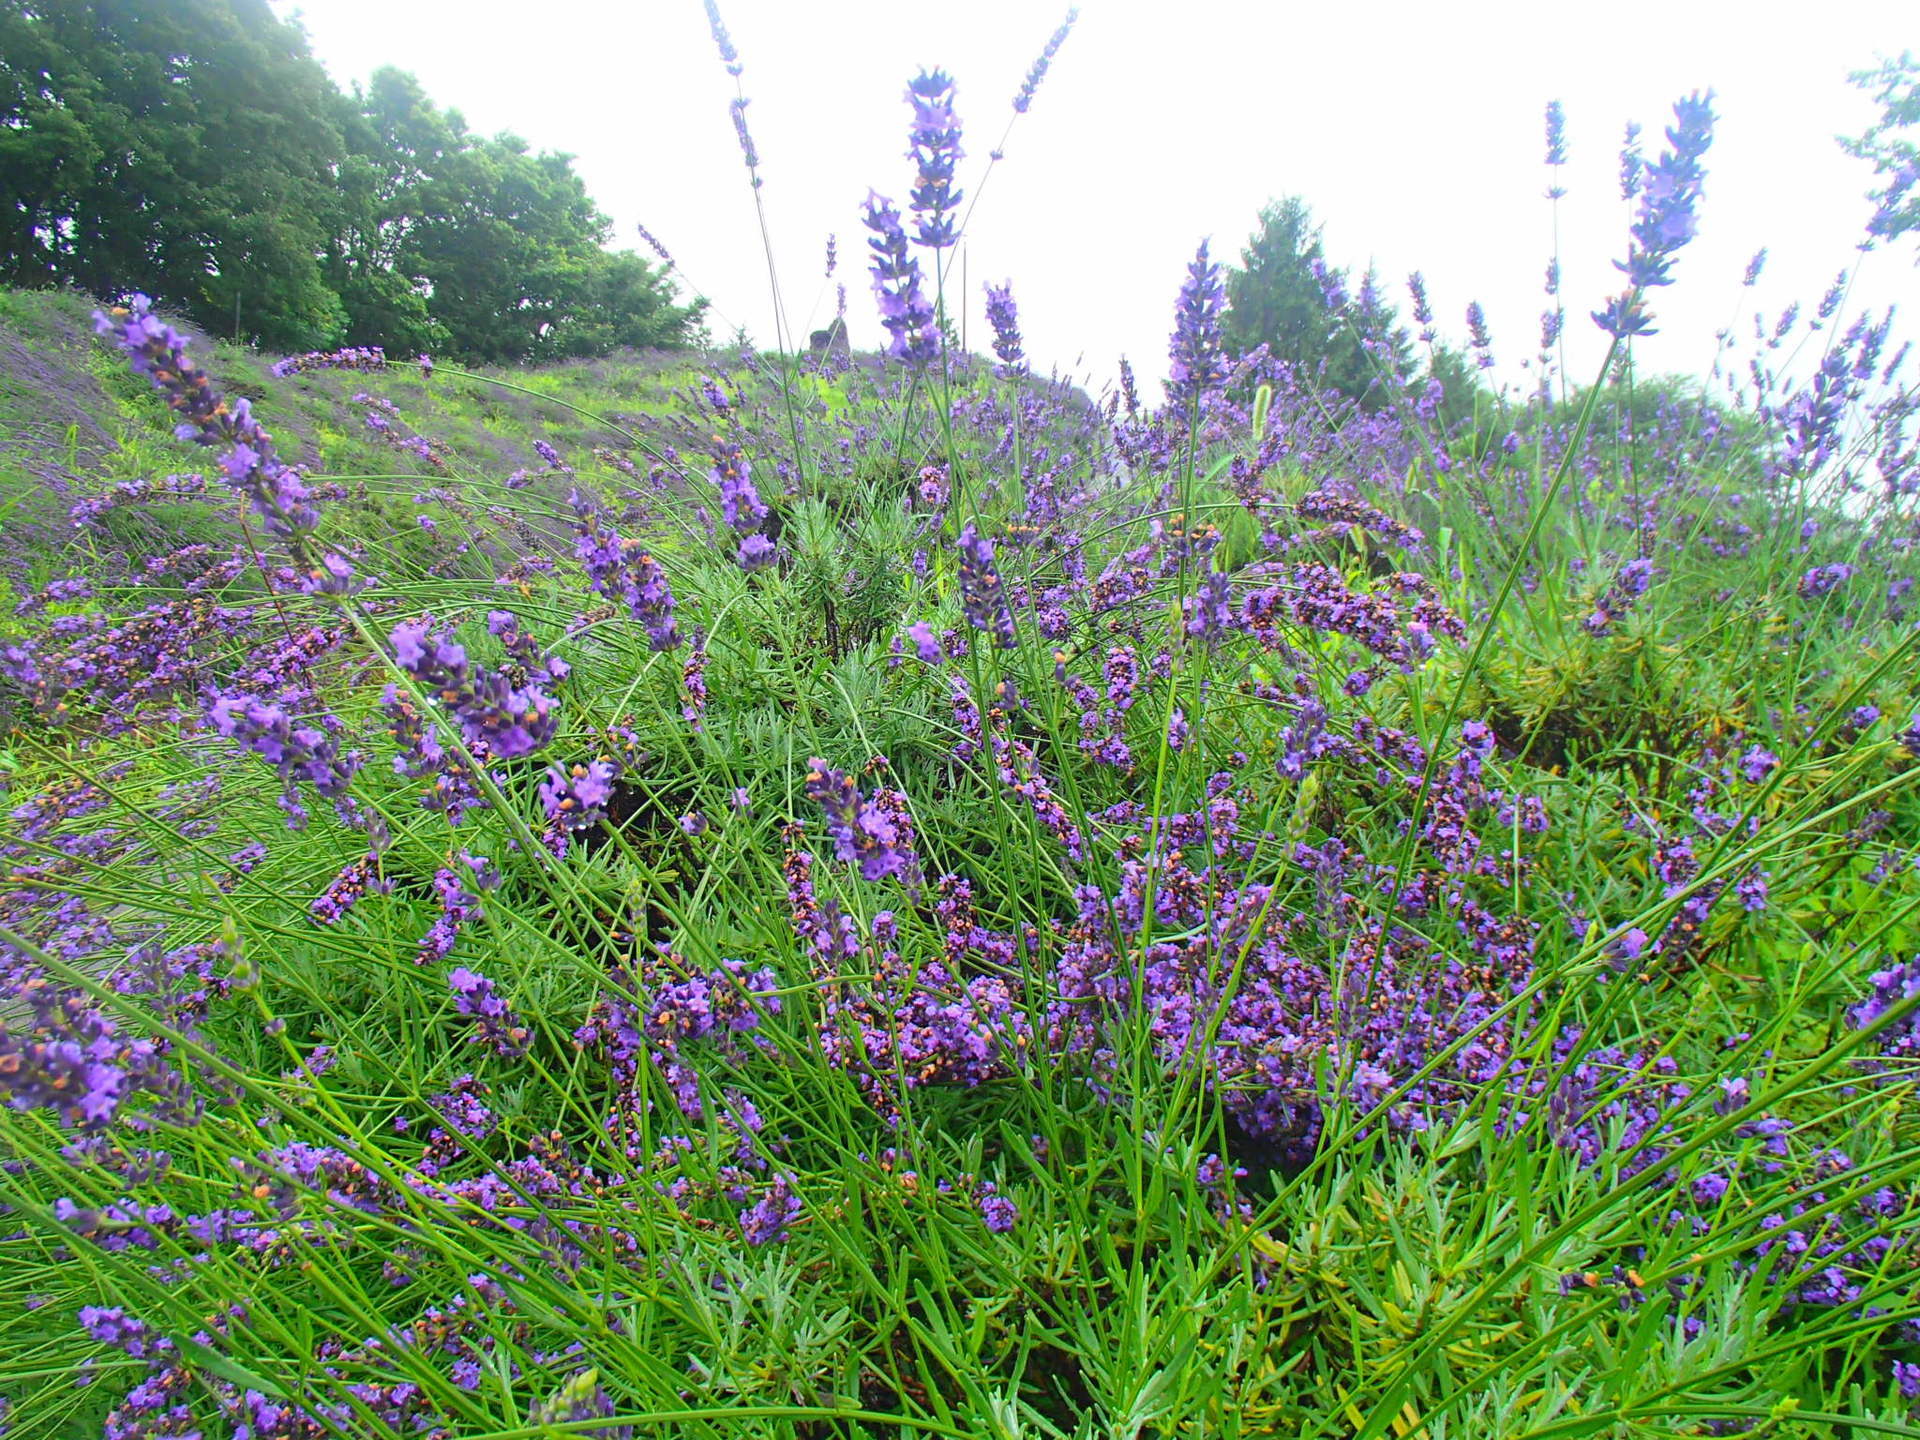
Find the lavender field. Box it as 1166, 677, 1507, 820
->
3, 5, 1920, 1437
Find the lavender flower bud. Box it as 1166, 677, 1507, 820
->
804, 758, 919, 883
905, 69, 964, 249
864, 192, 938, 367
447, 968, 529, 1057
1166, 240, 1226, 411
956, 522, 1018, 648
1013, 9, 1078, 113
983, 281, 1025, 371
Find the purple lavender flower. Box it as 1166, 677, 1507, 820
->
984, 281, 1025, 371
419, 868, 482, 965
312, 853, 380, 924
979, 1190, 1018, 1232
1013, 9, 1078, 113
0, 984, 180, 1131
447, 968, 529, 1057
804, 758, 919, 883
1184, 572, 1234, 643
391, 619, 558, 759
1166, 241, 1227, 410
1797, 563, 1854, 598
1166, 707, 1191, 751
572, 494, 683, 650
906, 621, 943, 663
1312, 257, 1348, 313
1594, 93, 1716, 337
956, 522, 1018, 648
637, 221, 675, 266
704, 0, 742, 75
1544, 99, 1568, 186
1466, 302, 1495, 369
1814, 271, 1846, 326
1619, 120, 1644, 200
1407, 272, 1436, 343
209, 692, 360, 828
713, 441, 767, 533
1847, 955, 1920, 1087
271, 346, 387, 379
96, 298, 329, 556
905, 69, 964, 249
79, 1307, 159, 1357
1843, 705, 1881, 740
541, 759, 618, 832
728, 96, 761, 178
864, 192, 938, 367
1584, 557, 1656, 634
737, 533, 776, 571
487, 610, 570, 684
1743, 248, 1768, 287
915, 465, 950, 510
740, 1174, 801, 1244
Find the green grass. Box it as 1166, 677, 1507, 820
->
0, 275, 1917, 1440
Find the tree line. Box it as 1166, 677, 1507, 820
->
0, 0, 705, 361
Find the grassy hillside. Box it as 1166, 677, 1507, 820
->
1, 229, 1919, 1440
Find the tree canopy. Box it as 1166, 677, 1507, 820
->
1221, 196, 1410, 408
0, 0, 704, 358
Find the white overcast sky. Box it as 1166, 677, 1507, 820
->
274, 0, 1916, 399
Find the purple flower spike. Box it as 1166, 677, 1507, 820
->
980, 1191, 1018, 1232
210, 691, 360, 829
540, 758, 618, 832
740, 1173, 802, 1244
0, 985, 180, 1132
572, 495, 683, 650
864, 192, 939, 367
906, 621, 943, 663
447, 968, 529, 1057
704, 0, 742, 76
1465, 301, 1495, 369
390, 618, 559, 760
271, 345, 387, 379
1594, 92, 1716, 337
905, 69, 964, 249
95, 296, 327, 553
714, 441, 767, 533
956, 522, 1018, 648
1013, 9, 1078, 113
737, 533, 776, 571
984, 281, 1025, 371
805, 758, 919, 883
1166, 240, 1226, 410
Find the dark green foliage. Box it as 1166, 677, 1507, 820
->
1221, 195, 1411, 406
328, 69, 707, 364
0, 0, 349, 348
0, 1, 705, 358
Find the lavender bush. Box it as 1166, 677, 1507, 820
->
2, 14, 1920, 1439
